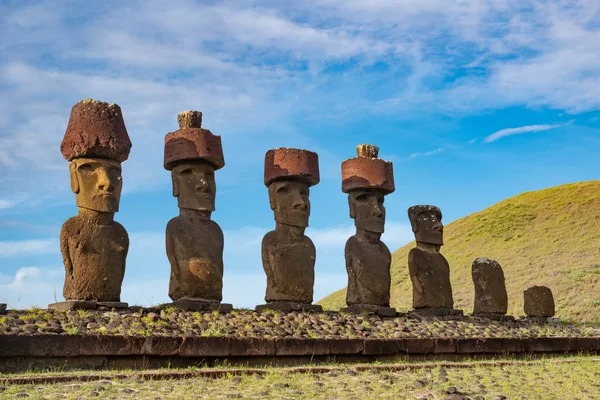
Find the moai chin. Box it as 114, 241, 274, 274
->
255, 148, 322, 312
523, 285, 555, 320
340, 144, 396, 317
50, 99, 132, 311
472, 258, 513, 320
407, 205, 462, 316
163, 111, 232, 313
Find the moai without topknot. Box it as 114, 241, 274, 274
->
472, 258, 513, 320
407, 205, 462, 316
523, 285, 555, 320
339, 144, 396, 317
255, 148, 322, 312
50, 99, 132, 311
0, 304, 6, 315
163, 111, 232, 312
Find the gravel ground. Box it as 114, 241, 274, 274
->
0, 357, 598, 399
0, 308, 598, 338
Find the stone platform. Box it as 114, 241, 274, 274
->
472, 313, 515, 321
341, 304, 397, 317
48, 301, 129, 311
410, 308, 464, 317
255, 302, 323, 312
163, 299, 233, 313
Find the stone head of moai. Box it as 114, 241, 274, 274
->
408, 205, 444, 247
61, 99, 131, 214
342, 144, 395, 235
57, 99, 132, 305
164, 111, 225, 217
265, 148, 319, 229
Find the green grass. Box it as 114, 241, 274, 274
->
319, 180, 600, 323
1, 356, 598, 399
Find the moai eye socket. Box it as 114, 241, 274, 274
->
277, 186, 289, 195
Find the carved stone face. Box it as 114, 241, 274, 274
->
349, 189, 385, 234
70, 157, 122, 212
411, 210, 443, 245
268, 180, 310, 227
172, 161, 216, 211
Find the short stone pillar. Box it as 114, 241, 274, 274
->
50, 99, 132, 311
163, 111, 232, 313
524, 285, 555, 318
407, 205, 462, 316
256, 148, 322, 312
0, 304, 6, 314
472, 258, 513, 320
339, 144, 396, 317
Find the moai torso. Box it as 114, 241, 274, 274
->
262, 230, 315, 304
345, 236, 391, 306
408, 247, 454, 309
472, 258, 508, 314
166, 216, 224, 301
61, 216, 128, 302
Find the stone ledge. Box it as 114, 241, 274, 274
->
1, 335, 599, 358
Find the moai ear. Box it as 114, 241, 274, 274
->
268, 184, 277, 211
171, 171, 180, 197
348, 194, 356, 219
69, 162, 80, 194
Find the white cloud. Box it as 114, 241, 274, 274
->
0, 266, 63, 308
484, 124, 563, 143
407, 148, 444, 160
0, 238, 57, 258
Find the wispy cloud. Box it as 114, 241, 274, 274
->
484, 124, 563, 143
0, 238, 57, 257
407, 148, 444, 160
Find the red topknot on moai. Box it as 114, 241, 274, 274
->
256, 148, 322, 312
163, 110, 231, 312
51, 99, 132, 311
340, 144, 397, 317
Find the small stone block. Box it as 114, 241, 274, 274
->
410, 308, 463, 317
48, 301, 98, 311
215, 303, 233, 313
97, 302, 129, 310
341, 304, 397, 317
255, 302, 322, 312
472, 313, 515, 321
519, 317, 552, 323
0, 303, 6, 314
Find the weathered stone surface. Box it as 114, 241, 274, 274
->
261, 149, 319, 305
472, 313, 515, 321
410, 308, 463, 317
342, 144, 395, 310
341, 304, 397, 317
472, 258, 508, 315
60, 99, 131, 162
165, 111, 226, 305
48, 301, 98, 311
524, 286, 555, 317
168, 299, 232, 312
407, 205, 455, 310
255, 302, 322, 312
96, 302, 129, 309
264, 148, 319, 186
164, 111, 224, 170
0, 304, 6, 314
341, 144, 394, 194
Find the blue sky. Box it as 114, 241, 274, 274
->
1, 0, 600, 308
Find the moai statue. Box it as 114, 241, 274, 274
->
163, 111, 232, 312
0, 303, 6, 315
50, 99, 132, 311
255, 148, 322, 312
407, 205, 462, 316
339, 144, 396, 317
523, 285, 555, 320
472, 258, 513, 320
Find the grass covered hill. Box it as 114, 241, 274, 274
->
319, 181, 600, 322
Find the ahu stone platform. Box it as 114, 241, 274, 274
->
0, 308, 599, 373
